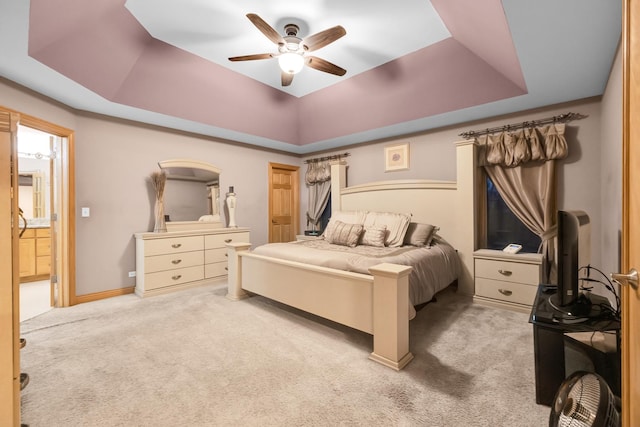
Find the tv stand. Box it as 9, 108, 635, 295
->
529, 285, 620, 406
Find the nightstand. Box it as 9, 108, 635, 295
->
473, 249, 543, 312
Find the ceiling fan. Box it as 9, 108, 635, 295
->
228, 13, 347, 87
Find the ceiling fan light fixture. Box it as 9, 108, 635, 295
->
278, 52, 305, 74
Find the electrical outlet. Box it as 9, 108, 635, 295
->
128, 271, 136, 278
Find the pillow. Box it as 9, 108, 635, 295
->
403, 223, 440, 247
324, 220, 363, 247
363, 211, 412, 247
360, 225, 387, 247
329, 210, 368, 225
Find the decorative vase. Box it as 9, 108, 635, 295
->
154, 197, 167, 233
150, 171, 167, 233
226, 186, 237, 228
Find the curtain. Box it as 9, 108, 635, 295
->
306, 160, 332, 232
478, 123, 568, 283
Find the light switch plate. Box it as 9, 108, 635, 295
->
81, 207, 90, 217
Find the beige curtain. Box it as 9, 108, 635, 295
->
478, 123, 568, 283
305, 160, 331, 232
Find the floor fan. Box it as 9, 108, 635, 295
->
549, 371, 620, 427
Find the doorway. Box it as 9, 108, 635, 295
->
1, 106, 77, 310
17, 126, 55, 320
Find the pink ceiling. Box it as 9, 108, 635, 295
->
27, 0, 525, 147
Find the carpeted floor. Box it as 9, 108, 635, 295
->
19, 283, 550, 426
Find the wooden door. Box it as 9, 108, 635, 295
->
622, 1, 640, 425
268, 163, 299, 243
0, 112, 21, 425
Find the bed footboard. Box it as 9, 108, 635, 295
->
226, 242, 414, 370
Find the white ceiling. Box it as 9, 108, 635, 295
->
0, 0, 623, 154
125, 0, 452, 97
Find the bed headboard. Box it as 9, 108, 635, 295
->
330, 141, 477, 296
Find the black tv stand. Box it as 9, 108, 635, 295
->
529, 285, 620, 406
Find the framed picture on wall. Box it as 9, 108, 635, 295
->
384, 143, 410, 172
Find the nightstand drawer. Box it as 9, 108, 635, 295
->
144, 250, 203, 273
145, 236, 203, 256
205, 232, 250, 249
475, 278, 538, 306
475, 258, 539, 285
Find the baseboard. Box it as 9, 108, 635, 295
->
74, 286, 135, 305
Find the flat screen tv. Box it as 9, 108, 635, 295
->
549, 210, 591, 316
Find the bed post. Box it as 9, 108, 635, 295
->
368, 263, 414, 370
226, 242, 252, 301
454, 140, 478, 296
330, 160, 347, 213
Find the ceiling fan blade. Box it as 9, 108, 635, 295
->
305, 56, 347, 76
281, 71, 294, 87
303, 26, 346, 52
246, 13, 284, 45
228, 53, 274, 62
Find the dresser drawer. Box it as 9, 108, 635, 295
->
144, 265, 204, 290
475, 277, 538, 306
205, 261, 228, 279
475, 258, 539, 285
205, 232, 250, 249
144, 236, 203, 256
144, 250, 203, 274
205, 247, 227, 264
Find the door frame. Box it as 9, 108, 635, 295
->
268, 162, 300, 242
1, 106, 76, 307
621, 1, 639, 425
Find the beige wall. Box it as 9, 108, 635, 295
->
1, 78, 301, 296
306, 94, 620, 276
2, 63, 623, 297
600, 44, 623, 276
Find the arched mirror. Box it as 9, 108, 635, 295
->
158, 159, 222, 231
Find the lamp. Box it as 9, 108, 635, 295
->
278, 52, 304, 74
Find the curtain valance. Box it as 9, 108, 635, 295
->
477, 123, 568, 167
305, 160, 331, 185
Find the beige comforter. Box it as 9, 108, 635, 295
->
252, 239, 460, 314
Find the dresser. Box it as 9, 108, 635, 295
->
134, 227, 250, 297
473, 249, 543, 312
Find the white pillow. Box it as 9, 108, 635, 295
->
329, 210, 368, 225
363, 211, 411, 247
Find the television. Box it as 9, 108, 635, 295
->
549, 210, 591, 316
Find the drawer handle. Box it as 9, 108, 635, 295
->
171, 274, 182, 281
498, 269, 512, 276
225, 267, 228, 271
171, 259, 182, 265
171, 243, 182, 249
224, 239, 232, 243
498, 289, 513, 296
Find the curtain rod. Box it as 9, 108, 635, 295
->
458, 112, 587, 140
304, 152, 350, 164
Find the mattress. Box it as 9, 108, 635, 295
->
252, 239, 460, 310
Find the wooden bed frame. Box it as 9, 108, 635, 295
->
226, 141, 477, 370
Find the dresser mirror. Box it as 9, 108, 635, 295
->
158, 159, 222, 231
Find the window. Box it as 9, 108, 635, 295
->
485, 176, 540, 253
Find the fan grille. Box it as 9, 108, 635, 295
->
555, 373, 619, 427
